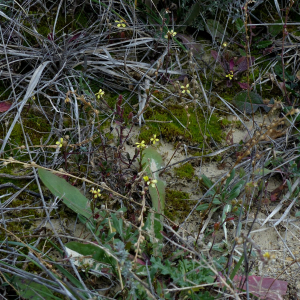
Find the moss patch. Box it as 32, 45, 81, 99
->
164, 189, 190, 221
174, 163, 195, 180
140, 104, 223, 145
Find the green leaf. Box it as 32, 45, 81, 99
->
227, 182, 244, 201
142, 147, 165, 213
274, 65, 295, 82
225, 170, 235, 189
253, 168, 273, 176
142, 147, 166, 243
205, 19, 227, 39
52, 264, 89, 299
38, 168, 93, 219
111, 213, 123, 238
230, 255, 244, 281
235, 18, 245, 32
295, 211, 300, 217
196, 203, 209, 211
201, 174, 214, 189
256, 40, 273, 49
8, 275, 60, 300
239, 48, 246, 56
213, 198, 222, 205
177, 2, 202, 31
269, 23, 283, 36
65, 241, 114, 266
239, 168, 246, 178
233, 91, 264, 114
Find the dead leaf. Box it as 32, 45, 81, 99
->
218, 275, 288, 300
270, 181, 287, 202
0, 102, 12, 112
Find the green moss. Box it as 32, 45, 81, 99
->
103, 92, 138, 116
9, 199, 41, 219
140, 104, 223, 145
174, 163, 195, 180
164, 189, 190, 221
0, 111, 52, 155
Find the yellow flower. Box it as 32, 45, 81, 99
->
136, 141, 146, 149
226, 71, 234, 80
115, 20, 126, 28
164, 30, 177, 39
95, 89, 105, 99
150, 134, 159, 145
263, 251, 276, 262
143, 176, 157, 187
56, 138, 63, 148
180, 84, 190, 94
222, 42, 228, 47
90, 188, 101, 199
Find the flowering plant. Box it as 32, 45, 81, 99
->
211, 50, 255, 88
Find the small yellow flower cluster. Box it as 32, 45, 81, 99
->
263, 252, 276, 263
226, 71, 234, 80
115, 20, 126, 28
150, 134, 159, 145
136, 140, 146, 149
136, 135, 159, 148
90, 187, 102, 199
143, 176, 157, 187
95, 89, 105, 99
222, 42, 228, 47
56, 138, 63, 148
181, 84, 190, 94
164, 30, 176, 39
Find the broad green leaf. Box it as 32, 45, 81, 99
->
142, 147, 166, 243
65, 241, 114, 266
213, 198, 222, 205
233, 91, 264, 114
274, 64, 295, 82
38, 168, 93, 219
295, 211, 300, 217
256, 40, 273, 49
9, 276, 60, 300
142, 146, 165, 213
196, 203, 209, 211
